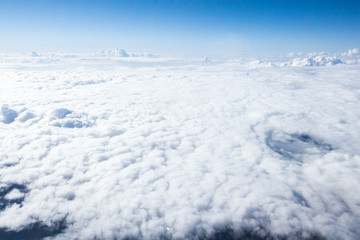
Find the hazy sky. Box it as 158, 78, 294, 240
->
0, 0, 359, 55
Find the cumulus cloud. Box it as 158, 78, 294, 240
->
0, 52, 360, 240
291, 55, 342, 66
98, 48, 157, 58
4, 189, 25, 201
247, 60, 273, 67
343, 48, 359, 57
102, 48, 130, 57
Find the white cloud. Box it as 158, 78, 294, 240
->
0, 53, 359, 239
344, 48, 359, 57
97, 48, 158, 58
291, 56, 342, 66
4, 189, 24, 201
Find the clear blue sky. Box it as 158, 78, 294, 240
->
0, 0, 359, 55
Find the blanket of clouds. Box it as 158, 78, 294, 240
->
0, 49, 360, 240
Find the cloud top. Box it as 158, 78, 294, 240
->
0, 51, 360, 239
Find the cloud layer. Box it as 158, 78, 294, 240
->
0, 51, 360, 239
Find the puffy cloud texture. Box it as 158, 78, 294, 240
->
0, 52, 360, 239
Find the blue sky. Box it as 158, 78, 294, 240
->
0, 0, 359, 55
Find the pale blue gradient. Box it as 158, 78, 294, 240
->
0, 0, 359, 55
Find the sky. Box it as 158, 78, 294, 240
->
0, 0, 359, 55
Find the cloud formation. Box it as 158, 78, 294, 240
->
0, 50, 360, 239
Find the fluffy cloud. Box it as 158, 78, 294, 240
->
344, 48, 359, 57
98, 48, 157, 58
0, 53, 360, 239
291, 55, 342, 66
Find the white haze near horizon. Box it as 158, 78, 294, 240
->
0, 49, 360, 240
